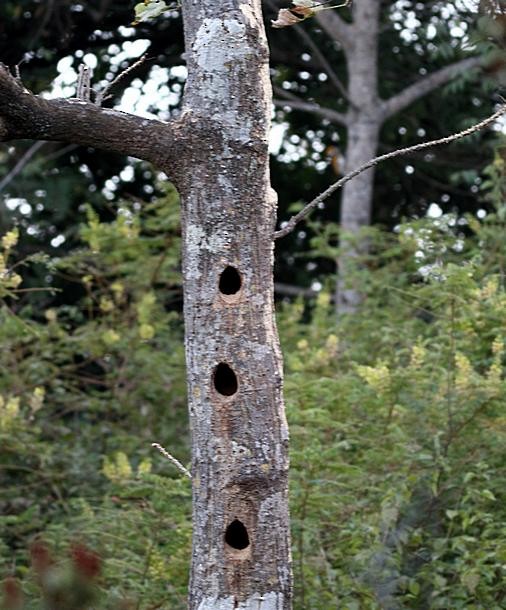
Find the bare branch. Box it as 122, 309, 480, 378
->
76, 64, 93, 102
95, 54, 148, 106
151, 442, 192, 479
381, 56, 484, 120
274, 104, 506, 240
273, 86, 348, 125
292, 23, 352, 105
0, 63, 182, 169
314, 9, 353, 50
0, 141, 45, 193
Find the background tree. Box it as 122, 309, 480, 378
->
268, 0, 504, 312
2, 1, 504, 307
1, 2, 505, 609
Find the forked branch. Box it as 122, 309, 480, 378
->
274, 104, 506, 240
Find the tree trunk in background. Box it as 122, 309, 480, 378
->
336, 0, 381, 314
311, 1, 485, 315
337, 119, 380, 313
179, 2, 292, 608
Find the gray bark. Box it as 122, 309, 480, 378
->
0, 2, 292, 608
178, 2, 292, 608
335, 3, 483, 315
337, 118, 380, 313
336, 0, 381, 314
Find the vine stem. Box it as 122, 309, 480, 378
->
274, 104, 506, 240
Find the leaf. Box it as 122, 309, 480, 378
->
461, 571, 480, 594
271, 1, 351, 28
481, 489, 496, 501
271, 8, 306, 28
133, 0, 168, 25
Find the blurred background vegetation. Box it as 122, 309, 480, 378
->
1, 1, 506, 608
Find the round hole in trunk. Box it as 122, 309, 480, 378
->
225, 519, 250, 550
214, 362, 238, 396
219, 266, 242, 295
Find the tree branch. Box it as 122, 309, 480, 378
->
273, 86, 348, 126
381, 56, 484, 120
152, 443, 192, 480
314, 10, 352, 51
95, 54, 149, 106
274, 104, 506, 239
0, 64, 182, 169
292, 22, 352, 105
0, 141, 46, 193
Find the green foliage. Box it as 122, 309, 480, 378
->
1, 148, 506, 608
280, 141, 506, 609
0, 186, 191, 609
132, 0, 179, 25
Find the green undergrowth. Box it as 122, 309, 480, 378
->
1, 146, 506, 608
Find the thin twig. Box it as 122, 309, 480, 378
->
310, 0, 351, 11
274, 104, 506, 240
0, 141, 46, 193
273, 85, 347, 125
76, 64, 93, 101
95, 54, 149, 106
292, 22, 352, 106
14, 63, 23, 86
151, 442, 192, 479
42, 143, 78, 164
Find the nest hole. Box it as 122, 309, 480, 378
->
214, 363, 238, 396
225, 519, 250, 550
219, 266, 242, 296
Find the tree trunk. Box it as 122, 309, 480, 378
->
178, 2, 292, 608
336, 0, 381, 315
276, 3, 485, 315
337, 118, 380, 314
0, 2, 293, 606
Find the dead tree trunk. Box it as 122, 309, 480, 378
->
0, 1, 292, 608
178, 2, 292, 608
